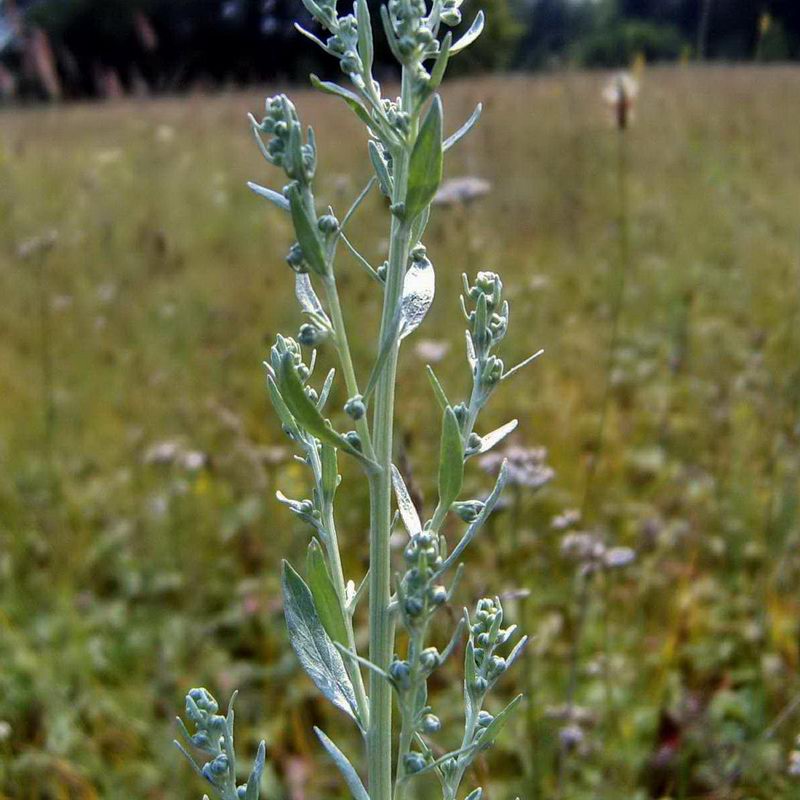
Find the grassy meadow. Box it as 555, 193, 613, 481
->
1, 66, 800, 799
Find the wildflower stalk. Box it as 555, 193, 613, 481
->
177, 1, 543, 798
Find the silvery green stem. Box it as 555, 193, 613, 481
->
322, 274, 375, 460
368, 71, 415, 800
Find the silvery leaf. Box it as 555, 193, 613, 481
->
437, 406, 464, 513
281, 561, 360, 724
399, 256, 435, 340
405, 96, 443, 220
244, 741, 267, 800
472, 419, 518, 456
450, 11, 485, 54
444, 103, 482, 152
295, 273, 331, 325
314, 728, 370, 800
477, 694, 523, 751
391, 465, 422, 537
247, 182, 290, 211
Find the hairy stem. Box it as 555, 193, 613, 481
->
367, 67, 416, 800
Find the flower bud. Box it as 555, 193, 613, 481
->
344, 431, 362, 451
477, 710, 494, 728
318, 213, 340, 234
389, 659, 412, 689
428, 585, 447, 605
344, 395, 366, 420
453, 500, 485, 522
404, 597, 424, 618
298, 323, 327, 347
421, 713, 441, 733
420, 647, 440, 671
403, 752, 427, 774
286, 242, 308, 274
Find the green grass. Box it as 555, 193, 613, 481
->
1, 65, 800, 799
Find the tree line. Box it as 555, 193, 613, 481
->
1, 0, 798, 101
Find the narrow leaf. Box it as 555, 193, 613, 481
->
244, 741, 267, 800
281, 561, 359, 722
405, 96, 443, 220
437, 406, 465, 512
477, 694, 523, 750
247, 182, 290, 211
276, 352, 361, 458
472, 419, 518, 456
266, 376, 301, 439
428, 32, 452, 91
314, 728, 371, 800
316, 368, 336, 411
294, 22, 336, 55
444, 103, 482, 152
391, 465, 422, 536
450, 11, 485, 54
426, 365, 450, 411
436, 460, 509, 576
355, 0, 374, 76
320, 443, 339, 501
306, 539, 349, 647
288, 183, 328, 276
368, 140, 393, 197
310, 75, 374, 128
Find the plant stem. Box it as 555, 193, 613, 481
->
367, 68, 415, 800
322, 275, 375, 460
323, 503, 371, 723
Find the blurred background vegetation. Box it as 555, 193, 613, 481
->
1, 0, 800, 100
2, 2, 800, 800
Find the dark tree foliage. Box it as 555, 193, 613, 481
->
2, 0, 800, 100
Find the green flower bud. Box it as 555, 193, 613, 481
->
453, 500, 485, 522
318, 213, 340, 234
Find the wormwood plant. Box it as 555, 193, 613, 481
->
176, 0, 542, 797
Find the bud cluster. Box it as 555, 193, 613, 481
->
176, 689, 266, 800
467, 597, 518, 698
399, 528, 448, 629
252, 95, 317, 185
327, 14, 363, 75
462, 271, 510, 394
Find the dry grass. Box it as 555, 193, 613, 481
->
1, 66, 800, 798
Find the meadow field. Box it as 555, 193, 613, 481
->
1, 65, 800, 799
